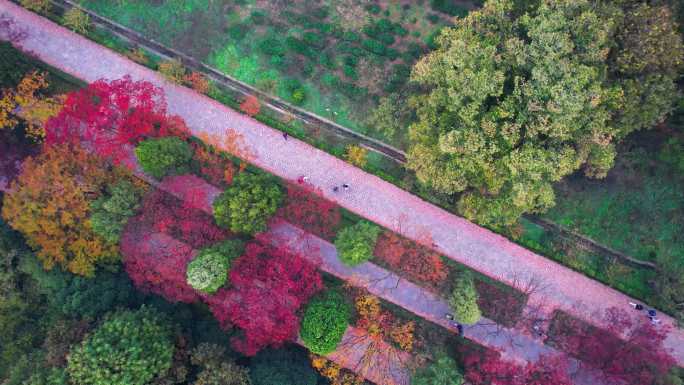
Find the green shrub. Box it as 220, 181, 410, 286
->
365, 4, 382, 14
190, 343, 251, 385
135, 136, 193, 179
250, 10, 268, 25
449, 272, 481, 324
0, 42, 36, 88
186, 240, 245, 294
286, 36, 309, 55
411, 355, 464, 385
67, 306, 174, 385
431, 0, 469, 17
90, 180, 142, 244
292, 88, 306, 105
342, 31, 360, 42
258, 36, 285, 57
212, 172, 283, 234
300, 290, 351, 354
362, 39, 386, 56
303, 31, 326, 48
334, 221, 381, 266
659, 138, 684, 174
250, 348, 318, 385
22, 367, 69, 385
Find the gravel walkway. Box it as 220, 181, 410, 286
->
2, 0, 681, 365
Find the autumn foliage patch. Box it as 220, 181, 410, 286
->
374, 231, 448, 288
278, 183, 341, 240
206, 240, 323, 356
461, 345, 572, 385
119, 189, 229, 303
547, 308, 675, 385
45, 76, 188, 164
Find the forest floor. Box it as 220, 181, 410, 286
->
2, 0, 683, 367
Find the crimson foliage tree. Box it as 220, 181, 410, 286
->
548, 308, 675, 385
45, 76, 188, 164
120, 218, 200, 304
138, 189, 228, 249
120, 190, 229, 303
206, 240, 323, 356
277, 183, 341, 240
461, 346, 572, 385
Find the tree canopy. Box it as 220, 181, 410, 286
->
450, 272, 481, 324
407, 0, 683, 228
212, 172, 283, 235
411, 355, 464, 385
334, 221, 381, 266
66, 306, 175, 385
300, 290, 351, 355
1, 145, 125, 276
186, 239, 245, 294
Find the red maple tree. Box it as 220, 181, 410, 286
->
120, 215, 200, 303
137, 189, 228, 249
45, 76, 188, 164
119, 189, 229, 303
205, 240, 323, 356
277, 183, 341, 240
547, 308, 675, 385
374, 231, 448, 288
461, 345, 572, 385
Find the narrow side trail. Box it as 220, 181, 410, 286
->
1, 0, 681, 365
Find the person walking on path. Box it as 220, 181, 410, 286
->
342, 183, 350, 191
283, 132, 288, 140
332, 186, 339, 192
629, 302, 644, 311
445, 314, 465, 336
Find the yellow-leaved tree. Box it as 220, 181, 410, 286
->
0, 71, 63, 140
1, 145, 130, 276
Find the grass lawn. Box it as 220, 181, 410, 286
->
543, 130, 683, 264
78, 0, 474, 148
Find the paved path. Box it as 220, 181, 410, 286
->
151, 172, 604, 384
134, 231, 410, 385
2, 0, 681, 365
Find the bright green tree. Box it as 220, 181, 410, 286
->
89, 180, 142, 244
300, 290, 351, 354
334, 221, 381, 266
212, 172, 283, 235
135, 136, 193, 179
411, 355, 464, 385
186, 240, 245, 294
407, 0, 683, 228
449, 272, 481, 324
66, 306, 174, 385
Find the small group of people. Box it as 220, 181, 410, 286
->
332, 183, 349, 192
296, 175, 351, 193
445, 314, 464, 336
630, 302, 661, 325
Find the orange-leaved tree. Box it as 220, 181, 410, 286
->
1, 145, 128, 276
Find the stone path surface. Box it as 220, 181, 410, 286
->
134, 230, 410, 385
152, 172, 603, 384
2, 0, 682, 365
